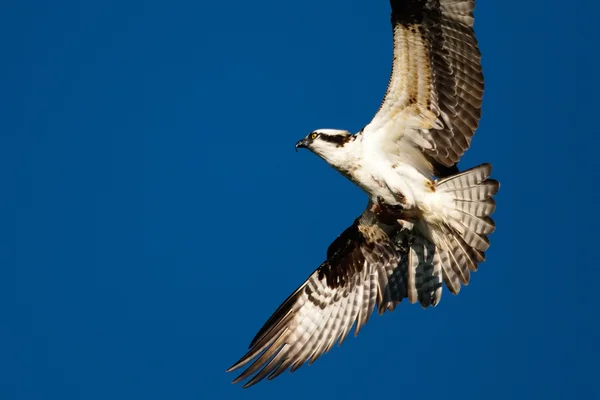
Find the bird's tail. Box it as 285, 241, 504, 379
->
418, 163, 499, 297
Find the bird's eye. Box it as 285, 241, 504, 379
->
311, 133, 318, 140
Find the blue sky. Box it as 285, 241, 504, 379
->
3, 0, 599, 399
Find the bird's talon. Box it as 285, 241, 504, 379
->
373, 197, 404, 225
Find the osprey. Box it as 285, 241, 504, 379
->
228, 0, 498, 387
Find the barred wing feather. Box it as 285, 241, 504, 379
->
366, 0, 484, 167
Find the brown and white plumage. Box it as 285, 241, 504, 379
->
424, 163, 499, 295
227, 205, 441, 387
228, 0, 498, 388
368, 0, 484, 167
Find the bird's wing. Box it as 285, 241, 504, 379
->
227, 204, 443, 388
365, 0, 484, 167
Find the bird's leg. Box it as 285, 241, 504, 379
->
396, 231, 415, 253
373, 196, 405, 226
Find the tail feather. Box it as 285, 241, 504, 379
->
433, 163, 499, 293
444, 180, 499, 201
451, 234, 478, 273
455, 233, 485, 266
391, 163, 498, 303
457, 212, 495, 235
444, 235, 471, 285
441, 263, 462, 295
454, 198, 496, 217
447, 218, 490, 251
437, 163, 492, 191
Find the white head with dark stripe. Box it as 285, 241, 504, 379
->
295, 129, 356, 169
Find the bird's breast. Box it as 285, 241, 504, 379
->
347, 160, 398, 204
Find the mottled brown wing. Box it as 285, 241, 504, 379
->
227, 205, 449, 388
366, 0, 484, 167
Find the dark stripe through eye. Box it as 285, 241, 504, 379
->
320, 134, 351, 146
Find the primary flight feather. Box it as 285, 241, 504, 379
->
227, 0, 499, 388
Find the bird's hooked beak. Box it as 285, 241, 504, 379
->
295, 139, 308, 152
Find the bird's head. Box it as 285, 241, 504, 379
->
295, 129, 355, 167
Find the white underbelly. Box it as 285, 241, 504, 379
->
344, 132, 455, 229
351, 161, 429, 207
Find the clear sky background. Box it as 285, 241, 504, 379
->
3, 0, 599, 399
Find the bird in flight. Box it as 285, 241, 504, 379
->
227, 0, 498, 388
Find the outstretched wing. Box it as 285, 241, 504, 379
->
365, 0, 484, 167
227, 205, 443, 388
